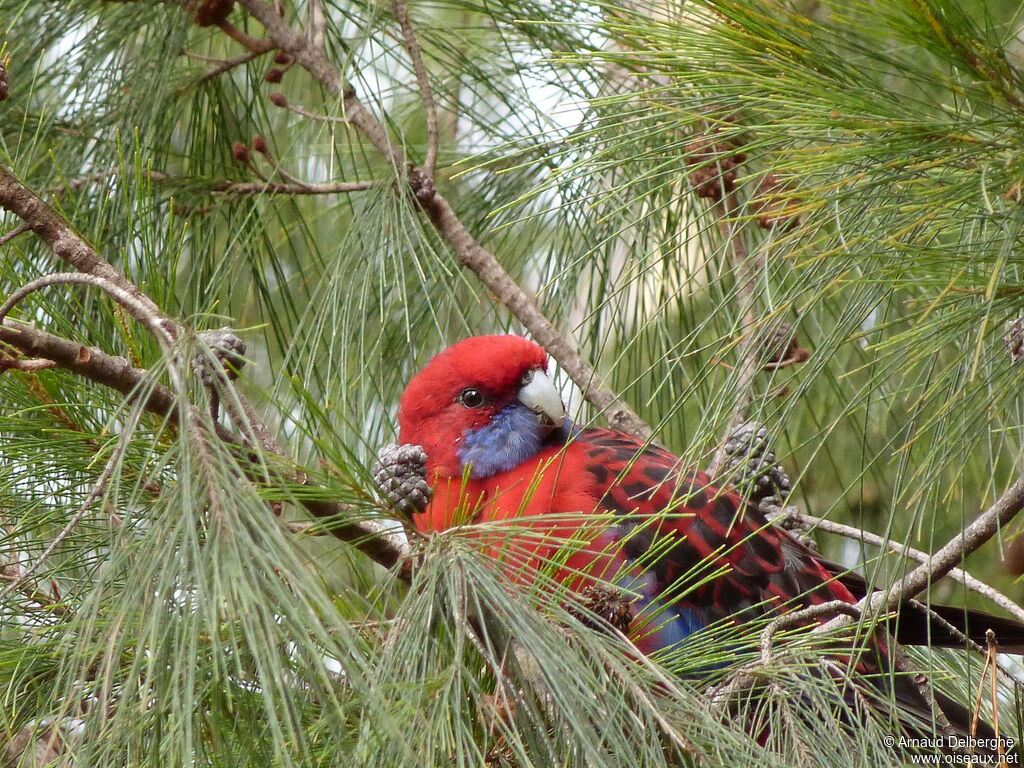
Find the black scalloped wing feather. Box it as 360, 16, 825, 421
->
576, 427, 852, 628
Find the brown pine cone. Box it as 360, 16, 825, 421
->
759, 321, 799, 365
684, 134, 745, 201
566, 584, 632, 635
752, 172, 801, 231
373, 444, 433, 516
187, 0, 235, 27
192, 329, 247, 384
721, 421, 792, 505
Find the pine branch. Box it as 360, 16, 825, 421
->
0, 163, 411, 574
819, 475, 1024, 634
234, 0, 654, 439
180, 48, 269, 89
793, 511, 1024, 625
0, 317, 410, 572
0, 165, 167, 323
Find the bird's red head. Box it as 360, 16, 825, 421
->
398, 335, 566, 478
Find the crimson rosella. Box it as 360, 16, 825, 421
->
395, 333, 1023, 739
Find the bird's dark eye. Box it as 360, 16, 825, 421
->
458, 388, 485, 408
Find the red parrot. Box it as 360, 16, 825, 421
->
396, 334, 1022, 738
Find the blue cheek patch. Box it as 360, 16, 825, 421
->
458, 403, 561, 478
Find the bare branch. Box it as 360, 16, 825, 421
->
272, 97, 352, 123
35, 164, 369, 200
392, 0, 438, 177
181, 48, 231, 62
0, 318, 410, 572
0, 355, 57, 372
235, 0, 654, 439
762, 348, 809, 370
41, 163, 369, 200
183, 48, 267, 89
760, 600, 862, 664
217, 20, 274, 53
0, 221, 30, 245
820, 475, 1024, 634
891, 476, 1024, 602
0, 319, 178, 418
794, 512, 1024, 625
0, 272, 175, 346
0, 165, 167, 321
43, 169, 168, 195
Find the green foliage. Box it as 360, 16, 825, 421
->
1, 0, 1024, 765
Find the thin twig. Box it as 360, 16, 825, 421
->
44, 169, 169, 194
903, 598, 990, 658
762, 348, 809, 370
0, 564, 69, 614
760, 600, 861, 664
0, 355, 57, 372
181, 48, 230, 62
0, 221, 30, 246
217, 20, 274, 53
39, 164, 366, 199
236, 0, 653, 439
279, 100, 352, 123
184, 48, 267, 89
392, 0, 438, 177
709, 347, 809, 372
253, 147, 310, 185
948, 286, 1024, 296
0, 272, 176, 346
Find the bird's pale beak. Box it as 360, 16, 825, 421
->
517, 369, 566, 434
